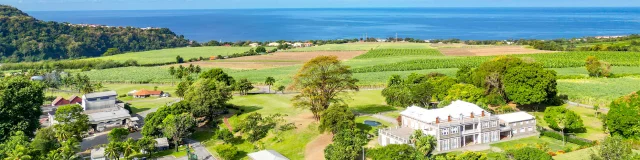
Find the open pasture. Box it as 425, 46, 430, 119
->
87, 46, 263, 64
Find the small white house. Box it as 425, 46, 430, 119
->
249, 43, 259, 47
267, 42, 280, 47
292, 42, 303, 47
91, 147, 106, 160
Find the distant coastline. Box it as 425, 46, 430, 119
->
27, 7, 640, 42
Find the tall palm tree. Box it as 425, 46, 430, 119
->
411, 130, 437, 157
5, 145, 32, 160
121, 138, 139, 159
106, 142, 123, 160
265, 77, 276, 93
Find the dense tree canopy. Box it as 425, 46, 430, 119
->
543, 106, 584, 132
381, 73, 435, 108
163, 113, 196, 152
0, 76, 45, 141
606, 91, 640, 139
504, 63, 557, 105
0, 5, 189, 62
198, 68, 235, 86
324, 128, 367, 160
319, 104, 356, 134
53, 104, 89, 142
292, 56, 358, 120
185, 78, 233, 120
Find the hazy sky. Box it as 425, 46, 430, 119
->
3, 0, 640, 11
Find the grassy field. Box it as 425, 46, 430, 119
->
201, 90, 392, 159
490, 136, 580, 152
284, 42, 433, 52
87, 46, 269, 64
557, 76, 640, 106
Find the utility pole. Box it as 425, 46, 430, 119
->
396, 33, 398, 42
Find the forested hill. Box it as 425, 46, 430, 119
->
0, 5, 190, 62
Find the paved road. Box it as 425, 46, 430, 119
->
81, 131, 143, 150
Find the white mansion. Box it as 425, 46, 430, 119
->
378, 100, 536, 153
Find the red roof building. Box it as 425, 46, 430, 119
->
51, 97, 70, 106
69, 95, 82, 104
134, 89, 164, 98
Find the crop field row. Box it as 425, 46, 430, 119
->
353, 49, 443, 59
283, 42, 433, 52
351, 51, 640, 73
87, 46, 271, 64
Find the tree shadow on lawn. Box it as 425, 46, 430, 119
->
356, 123, 373, 133
233, 150, 249, 160
352, 104, 397, 114
232, 105, 263, 113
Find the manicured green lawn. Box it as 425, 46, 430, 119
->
553, 147, 597, 160
490, 136, 580, 152
128, 97, 180, 114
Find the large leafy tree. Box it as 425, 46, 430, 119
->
427, 76, 457, 101
504, 63, 557, 105
53, 104, 89, 142
324, 129, 367, 160
185, 78, 233, 120
411, 130, 437, 157
0, 77, 45, 141
163, 113, 196, 152
236, 113, 283, 142
319, 104, 356, 134
137, 137, 157, 158
30, 127, 60, 158
235, 78, 254, 95
198, 68, 235, 86
381, 74, 435, 108
142, 101, 192, 137
291, 56, 358, 120
606, 91, 640, 138
108, 128, 130, 142
441, 83, 486, 106
544, 107, 584, 145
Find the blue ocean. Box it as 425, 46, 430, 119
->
27, 8, 640, 42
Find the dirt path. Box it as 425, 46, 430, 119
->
304, 133, 333, 160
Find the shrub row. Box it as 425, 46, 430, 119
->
539, 128, 595, 147
353, 49, 442, 59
